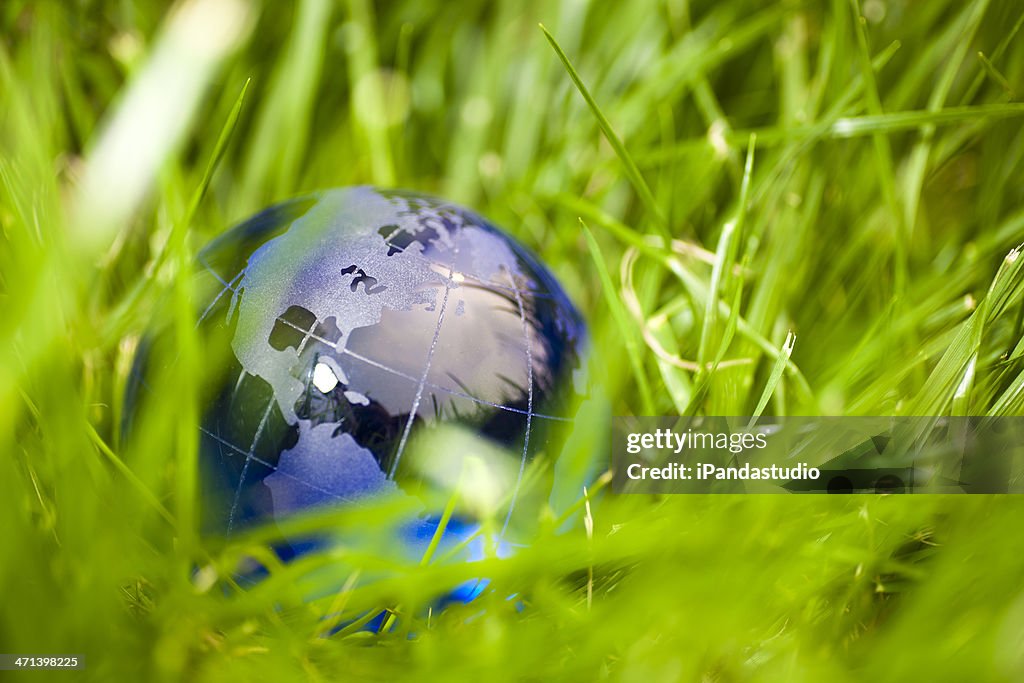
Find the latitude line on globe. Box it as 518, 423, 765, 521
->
271, 315, 572, 422
226, 319, 318, 533
387, 260, 457, 480
502, 267, 535, 536
199, 427, 345, 500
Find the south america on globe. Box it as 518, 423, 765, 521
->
129, 187, 587, 609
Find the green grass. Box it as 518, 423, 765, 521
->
3, 0, 1024, 680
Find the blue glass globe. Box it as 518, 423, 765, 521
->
135, 187, 586, 607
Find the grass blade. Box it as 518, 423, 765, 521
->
541, 24, 669, 241
581, 220, 655, 414
748, 331, 796, 426
697, 134, 755, 370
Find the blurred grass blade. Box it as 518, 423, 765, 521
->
72, 0, 252, 253
962, 11, 1024, 103
541, 23, 669, 240
849, 0, 906, 299
900, 0, 990, 237
168, 77, 252, 562
698, 135, 755, 370
976, 52, 1015, 98
239, 0, 330, 203
581, 220, 655, 414
641, 101, 1024, 160
86, 422, 175, 527
101, 79, 251, 342
189, 78, 250, 219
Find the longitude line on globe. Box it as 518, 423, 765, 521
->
199, 256, 233, 288
197, 267, 244, 326
225, 317, 318, 533
387, 249, 459, 479
502, 267, 535, 536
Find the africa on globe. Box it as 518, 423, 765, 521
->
130, 186, 586, 605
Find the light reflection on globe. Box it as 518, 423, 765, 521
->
166, 187, 585, 601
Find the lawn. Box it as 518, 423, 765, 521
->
2, 0, 1024, 680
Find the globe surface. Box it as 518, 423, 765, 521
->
165, 187, 586, 577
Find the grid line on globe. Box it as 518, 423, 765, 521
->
261, 312, 571, 422
386, 242, 460, 483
